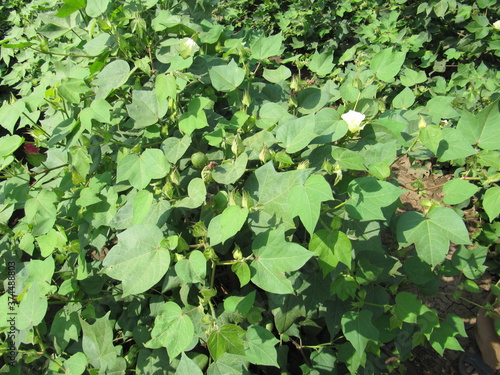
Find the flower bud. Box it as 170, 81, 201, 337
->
418, 116, 427, 129
259, 146, 272, 163
232, 245, 243, 260
231, 134, 244, 156
297, 160, 310, 170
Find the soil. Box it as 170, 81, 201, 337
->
390, 156, 498, 375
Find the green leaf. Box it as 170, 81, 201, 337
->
289, 174, 333, 235
309, 50, 335, 77
133, 190, 154, 225
212, 153, 248, 185
207, 354, 249, 375
64, 352, 88, 375
250, 33, 283, 60
346, 177, 404, 221
117, 149, 170, 190
103, 224, 171, 296
0, 100, 26, 134
400, 68, 427, 87
175, 353, 203, 375
224, 290, 256, 314
395, 292, 428, 323
442, 179, 479, 205
256, 102, 292, 129
17, 283, 48, 330
209, 60, 245, 92
244, 162, 311, 228
484, 186, 500, 221
397, 207, 471, 267
208, 205, 248, 245
309, 230, 352, 276
175, 178, 206, 209
56, 0, 86, 18
392, 87, 415, 109
86, 0, 110, 17
262, 65, 291, 83
332, 147, 366, 171
250, 225, 313, 294
457, 100, 500, 150
451, 245, 488, 279
231, 262, 251, 287
94, 59, 130, 99
208, 324, 246, 361
244, 325, 279, 367
0, 135, 23, 157
276, 114, 317, 153
175, 250, 207, 284
341, 310, 379, 354
178, 97, 210, 136
80, 312, 117, 371
161, 136, 191, 164
313, 107, 347, 143
146, 302, 195, 360
436, 128, 476, 162
126, 90, 167, 129
24, 190, 58, 236
428, 314, 466, 355
370, 48, 406, 82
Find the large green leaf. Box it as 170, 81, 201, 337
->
341, 310, 379, 357
146, 302, 195, 360
244, 162, 311, 228
309, 230, 352, 276
126, 90, 167, 129
483, 186, 500, 221
80, 312, 117, 371
442, 179, 479, 205
117, 149, 170, 190
250, 33, 283, 60
244, 325, 279, 367
289, 174, 333, 235
102, 224, 171, 296
212, 153, 248, 185
209, 60, 245, 92
208, 324, 246, 361
94, 59, 130, 99
17, 283, 48, 330
370, 48, 406, 82
346, 177, 404, 221
275, 114, 317, 154
397, 207, 471, 267
208, 205, 248, 245
456, 99, 500, 150
250, 225, 313, 294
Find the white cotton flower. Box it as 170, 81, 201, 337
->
341, 110, 366, 133
493, 20, 500, 30
179, 38, 199, 59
